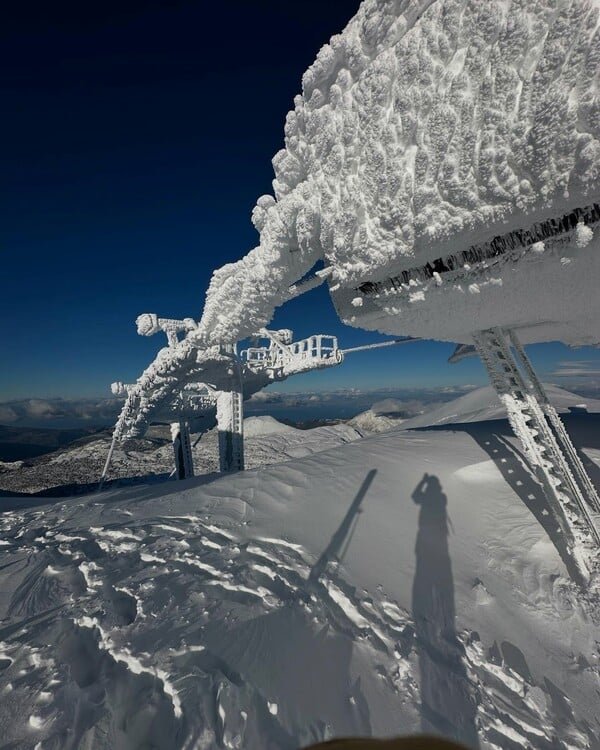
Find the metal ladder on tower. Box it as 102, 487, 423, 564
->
216, 390, 244, 472
472, 327, 600, 581
229, 388, 244, 471
216, 347, 245, 473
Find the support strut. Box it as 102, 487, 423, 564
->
171, 421, 194, 480
216, 390, 244, 472
216, 346, 245, 473
473, 327, 600, 581
508, 331, 600, 514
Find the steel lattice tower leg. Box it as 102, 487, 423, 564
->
216, 390, 244, 473
172, 421, 194, 480
508, 330, 600, 513
473, 327, 600, 582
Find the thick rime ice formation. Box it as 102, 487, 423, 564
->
192, 0, 600, 347
111, 332, 343, 445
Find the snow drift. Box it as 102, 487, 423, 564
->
402, 383, 600, 428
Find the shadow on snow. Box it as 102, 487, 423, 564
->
411, 472, 480, 748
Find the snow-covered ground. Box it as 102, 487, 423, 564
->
1, 390, 600, 748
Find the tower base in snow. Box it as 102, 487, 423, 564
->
172, 421, 194, 480
473, 327, 600, 582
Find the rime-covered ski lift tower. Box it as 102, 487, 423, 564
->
107, 378, 216, 483
104, 319, 348, 483
191, 0, 600, 581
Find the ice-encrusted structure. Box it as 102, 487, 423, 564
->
186, 0, 600, 579
103, 0, 600, 581
192, 0, 600, 347
104, 324, 344, 481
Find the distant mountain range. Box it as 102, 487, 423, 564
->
0, 425, 106, 462
2, 384, 598, 498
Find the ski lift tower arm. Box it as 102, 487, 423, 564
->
136, 313, 197, 347
342, 337, 421, 355
286, 267, 333, 300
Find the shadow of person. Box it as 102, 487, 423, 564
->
411, 474, 479, 748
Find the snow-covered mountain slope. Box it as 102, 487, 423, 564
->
243, 416, 299, 437
348, 410, 401, 434
402, 383, 600, 429
0, 420, 360, 497
1, 419, 600, 748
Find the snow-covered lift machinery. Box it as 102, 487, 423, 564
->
104, 321, 344, 482
242, 328, 344, 375
104, 308, 418, 485
136, 313, 197, 346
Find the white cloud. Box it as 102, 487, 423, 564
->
247, 391, 285, 404
24, 399, 61, 418
551, 362, 600, 378
0, 406, 18, 423
0, 397, 124, 425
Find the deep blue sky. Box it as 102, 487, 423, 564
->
4, 0, 600, 401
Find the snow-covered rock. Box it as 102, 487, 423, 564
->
0, 460, 24, 472
243, 415, 298, 437
370, 398, 415, 416
348, 409, 399, 433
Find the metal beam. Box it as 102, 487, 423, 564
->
342, 337, 420, 355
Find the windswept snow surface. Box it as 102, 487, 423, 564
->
2, 418, 600, 748
192, 0, 600, 347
